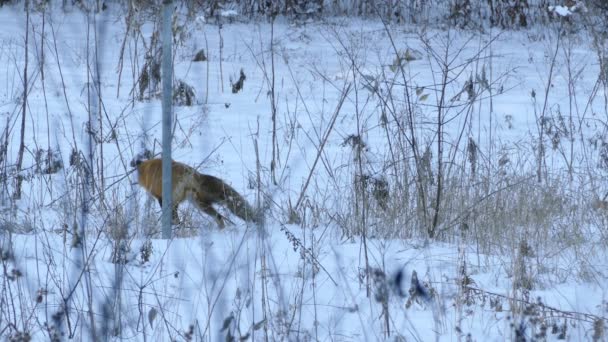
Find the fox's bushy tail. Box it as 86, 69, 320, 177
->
221, 186, 260, 224
196, 173, 260, 224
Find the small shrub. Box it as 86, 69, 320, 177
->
193, 49, 207, 62
34, 148, 63, 175
230, 69, 246, 94
174, 80, 196, 106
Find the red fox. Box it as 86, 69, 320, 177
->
135, 158, 258, 228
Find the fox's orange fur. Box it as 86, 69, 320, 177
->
136, 158, 258, 228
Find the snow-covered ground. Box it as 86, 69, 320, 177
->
0, 2, 606, 341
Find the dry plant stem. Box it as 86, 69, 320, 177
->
93, 12, 123, 338
430, 33, 451, 239
204, 31, 209, 104
79, 165, 98, 340
381, 259, 390, 337
129, 23, 142, 107
247, 21, 280, 186
488, 29, 495, 163
562, 38, 577, 182
270, 16, 278, 186
39, 8, 53, 196
436, 175, 535, 236
0, 235, 15, 326
332, 35, 406, 207
288, 237, 305, 340
116, 2, 135, 98
538, 29, 561, 183
98, 105, 131, 174
253, 120, 263, 342
66, 12, 108, 339
152, 291, 177, 341
200, 226, 260, 339
218, 24, 224, 93
588, 25, 608, 115
464, 285, 608, 324
94, 15, 105, 204
455, 244, 466, 342
86, 16, 96, 199
136, 286, 147, 340
0, 115, 9, 202
378, 17, 428, 229
351, 66, 371, 297
48, 18, 78, 147
294, 83, 352, 211
421, 30, 479, 237
376, 69, 401, 188
259, 234, 270, 342
279, 223, 337, 286
61, 229, 104, 338
14, 0, 30, 200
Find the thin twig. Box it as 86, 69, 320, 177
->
294, 82, 352, 211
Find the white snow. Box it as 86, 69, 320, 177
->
0, 3, 606, 341
220, 9, 238, 18
549, 5, 573, 17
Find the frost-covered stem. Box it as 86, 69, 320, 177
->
14, 0, 30, 200
294, 83, 351, 211
430, 33, 451, 239
455, 243, 466, 342
218, 23, 224, 93
85, 13, 96, 200
36, 3, 53, 196
379, 17, 428, 230
116, 4, 128, 98
48, 18, 77, 146
0, 116, 9, 204
0, 232, 15, 328
563, 39, 575, 182
253, 120, 262, 342
40, 6, 50, 153
270, 15, 278, 185
259, 245, 270, 342
538, 28, 561, 184
488, 28, 495, 172
381, 259, 390, 337
251, 120, 271, 341
204, 30, 209, 104
95, 21, 104, 205
351, 62, 371, 297
81, 12, 101, 340
136, 286, 147, 341
288, 232, 305, 340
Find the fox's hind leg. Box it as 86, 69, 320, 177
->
156, 197, 181, 224
194, 192, 226, 228
200, 204, 226, 229
172, 205, 180, 225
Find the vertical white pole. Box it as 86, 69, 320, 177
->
161, 0, 173, 239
